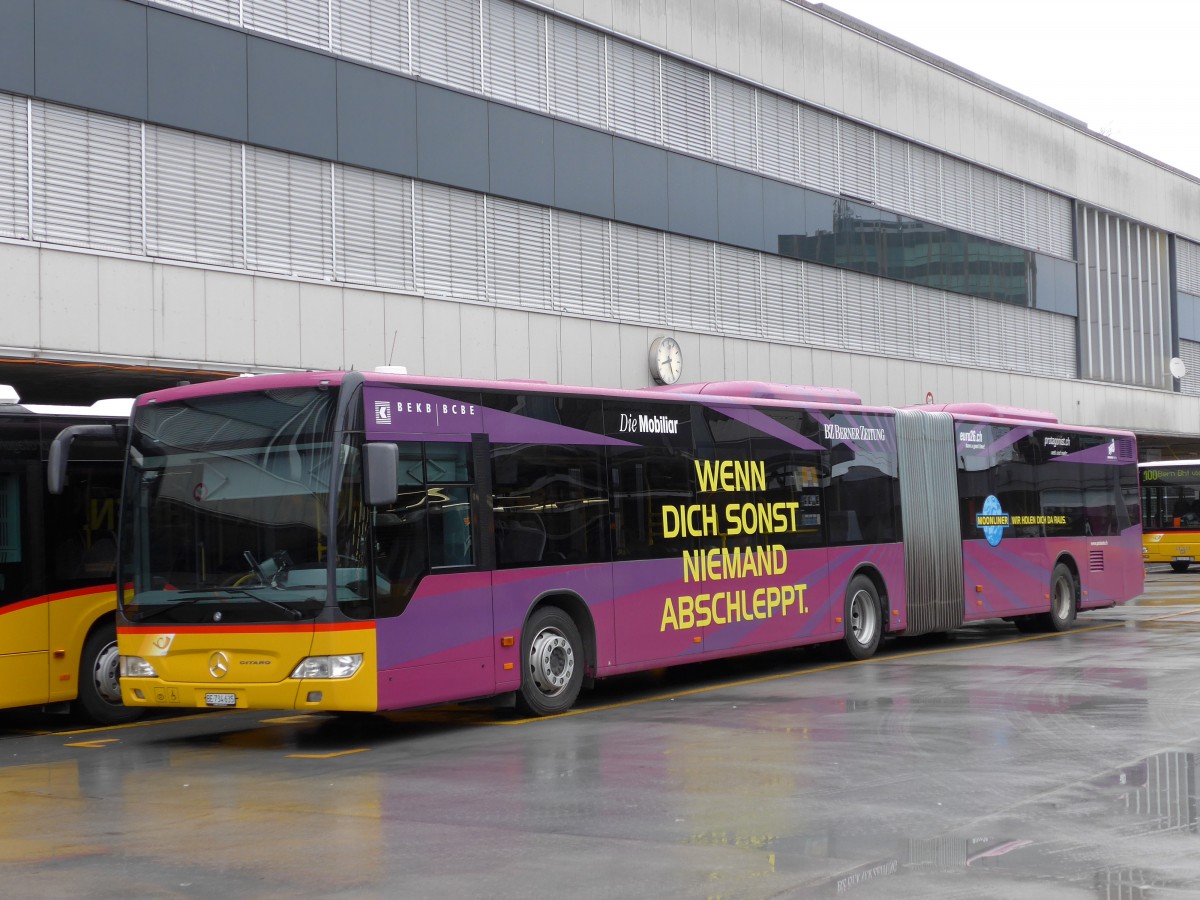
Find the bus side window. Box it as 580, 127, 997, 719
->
0, 472, 22, 599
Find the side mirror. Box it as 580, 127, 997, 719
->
363, 443, 399, 507
48, 423, 127, 494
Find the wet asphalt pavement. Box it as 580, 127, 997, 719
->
3, 567, 1200, 898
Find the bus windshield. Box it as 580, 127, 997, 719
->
119, 385, 343, 624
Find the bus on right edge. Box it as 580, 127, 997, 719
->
1140, 460, 1200, 571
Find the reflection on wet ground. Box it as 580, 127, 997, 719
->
1, 570, 1199, 897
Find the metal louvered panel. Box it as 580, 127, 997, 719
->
1179, 340, 1200, 396
941, 294, 975, 367
611, 222, 664, 323
757, 93, 799, 183
910, 285, 947, 361
487, 196, 551, 310
841, 270, 880, 354
547, 18, 606, 130
838, 121, 876, 203
552, 211, 610, 319
1179, 240, 1200, 296
608, 40, 662, 144
761, 255, 801, 342
665, 234, 715, 332
908, 144, 942, 222
877, 278, 913, 356
336, 166, 414, 291
0, 94, 28, 240
334, 0, 408, 74
415, 182, 485, 301
151, 0, 238, 25
243, 0, 329, 48
716, 245, 761, 338
1047, 193, 1073, 259
662, 59, 711, 158
940, 157, 972, 232
146, 125, 243, 267
1024, 308, 1076, 378
802, 263, 843, 348
874, 134, 909, 214
712, 77, 756, 171
970, 168, 1000, 239
973, 297, 1006, 369
33, 103, 142, 254
996, 178, 1026, 247
798, 105, 838, 195
413, 0, 482, 93
483, 0, 547, 112
1025, 186, 1052, 256
244, 147, 331, 279
896, 409, 964, 635
1077, 204, 1169, 388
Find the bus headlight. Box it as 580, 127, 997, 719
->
290, 654, 363, 679
120, 656, 158, 678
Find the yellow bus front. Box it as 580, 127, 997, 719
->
118, 622, 378, 712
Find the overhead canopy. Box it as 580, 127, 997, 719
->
0, 358, 247, 406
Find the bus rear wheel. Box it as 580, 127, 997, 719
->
1045, 563, 1078, 632
1016, 563, 1077, 633
843, 575, 882, 660
74, 622, 141, 726
1171, 560, 1191, 573
516, 606, 584, 717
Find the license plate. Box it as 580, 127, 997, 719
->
205, 692, 237, 708
1174, 556, 1194, 562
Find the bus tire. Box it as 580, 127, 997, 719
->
74, 622, 141, 726
1170, 561, 1191, 573
842, 575, 883, 661
516, 606, 584, 717
1045, 563, 1078, 632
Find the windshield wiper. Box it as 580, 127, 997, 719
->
130, 587, 304, 622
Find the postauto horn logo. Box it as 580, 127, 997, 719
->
976, 495, 1011, 547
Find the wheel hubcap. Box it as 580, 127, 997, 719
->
92, 641, 122, 705
528, 627, 574, 697
849, 590, 877, 644
1053, 577, 1072, 619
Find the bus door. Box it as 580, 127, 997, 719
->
0, 463, 49, 708
370, 437, 495, 709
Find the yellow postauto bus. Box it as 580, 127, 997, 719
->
1139, 460, 1200, 572
0, 385, 138, 724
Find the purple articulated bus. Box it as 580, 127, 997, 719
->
102, 370, 1143, 717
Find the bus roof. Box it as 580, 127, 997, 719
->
133, 370, 891, 414
130, 370, 1135, 438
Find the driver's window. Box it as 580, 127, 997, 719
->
372, 441, 475, 618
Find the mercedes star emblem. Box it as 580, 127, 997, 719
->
209, 651, 230, 679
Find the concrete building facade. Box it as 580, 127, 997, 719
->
2, 0, 1200, 449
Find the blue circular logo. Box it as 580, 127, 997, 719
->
980, 495, 1007, 547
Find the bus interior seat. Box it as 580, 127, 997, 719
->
497, 522, 546, 565
828, 510, 861, 543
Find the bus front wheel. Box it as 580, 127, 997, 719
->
74, 622, 141, 726
843, 575, 883, 661
1171, 560, 1191, 573
516, 606, 584, 717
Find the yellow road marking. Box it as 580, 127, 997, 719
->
63, 738, 120, 748
56, 711, 228, 738
286, 748, 370, 759
260, 715, 316, 725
